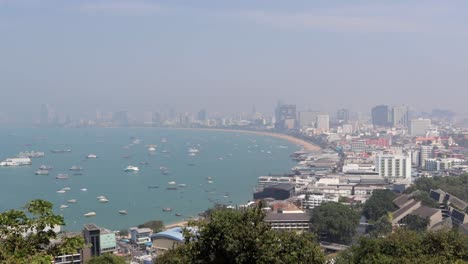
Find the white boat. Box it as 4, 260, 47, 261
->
87, 154, 98, 159
39, 165, 53, 170
69, 166, 83, 171
189, 153, 196, 156
96, 196, 106, 199
124, 165, 139, 172
56, 174, 69, 179
35, 170, 49, 175
84, 212, 96, 217
99, 198, 109, 203
67, 199, 77, 203
162, 208, 172, 212
18, 151, 45, 158
159, 166, 169, 170
208, 180, 213, 184
0, 157, 32, 166
56, 190, 66, 194
188, 148, 199, 153
178, 184, 187, 187
118, 210, 128, 215
80, 188, 88, 192
168, 181, 176, 185
59, 205, 68, 209
62, 187, 71, 191
147, 144, 157, 152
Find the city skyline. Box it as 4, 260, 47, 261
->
2, 0, 468, 121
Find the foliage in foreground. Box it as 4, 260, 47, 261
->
155, 206, 324, 264
87, 254, 127, 264
310, 202, 360, 244
138, 220, 164, 233
0, 199, 85, 264
335, 229, 468, 264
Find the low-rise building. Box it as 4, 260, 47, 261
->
264, 212, 311, 232
253, 183, 295, 200
129, 227, 152, 248
151, 227, 186, 253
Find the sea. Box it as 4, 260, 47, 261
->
0, 128, 299, 231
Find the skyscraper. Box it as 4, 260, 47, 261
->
197, 109, 207, 121
336, 109, 349, 123
371, 105, 392, 127
316, 114, 330, 131
275, 104, 296, 130
392, 106, 409, 128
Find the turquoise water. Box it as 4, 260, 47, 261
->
0, 128, 298, 231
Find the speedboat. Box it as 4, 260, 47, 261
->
56, 190, 66, 194
59, 205, 68, 209
96, 196, 106, 199
69, 166, 83, 171
87, 154, 98, 159
35, 170, 49, 175
147, 145, 157, 152
124, 166, 139, 172
118, 210, 128, 215
80, 188, 88, 192
62, 187, 71, 191
168, 181, 176, 185
84, 212, 96, 217
67, 199, 77, 203
99, 198, 109, 203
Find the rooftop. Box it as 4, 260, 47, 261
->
264, 212, 311, 222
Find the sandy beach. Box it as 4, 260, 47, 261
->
174, 128, 320, 152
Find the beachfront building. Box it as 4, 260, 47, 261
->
129, 227, 152, 248
151, 227, 185, 253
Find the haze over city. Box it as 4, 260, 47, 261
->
2, 0, 468, 121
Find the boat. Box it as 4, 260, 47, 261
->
168, 181, 176, 185
161, 170, 172, 175
0, 157, 32, 166
35, 170, 49, 175
166, 187, 178, 190
56, 174, 69, 179
96, 196, 106, 199
69, 166, 83, 171
188, 148, 199, 153
124, 165, 139, 172
62, 187, 71, 191
162, 208, 172, 212
147, 145, 157, 152
208, 180, 213, 184
56, 190, 66, 194
59, 205, 68, 209
87, 154, 98, 159
118, 210, 128, 215
51, 149, 71, 153
73, 173, 83, 176
80, 188, 88, 192
39, 165, 53, 170
206, 176, 212, 180
18, 151, 45, 158
161, 138, 167, 143
67, 199, 77, 203
189, 153, 196, 156
148, 186, 159, 189
99, 198, 109, 203
159, 166, 169, 171
84, 212, 96, 217
161, 150, 169, 153
175, 213, 182, 216
178, 184, 187, 187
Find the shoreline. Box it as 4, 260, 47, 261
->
171, 127, 320, 152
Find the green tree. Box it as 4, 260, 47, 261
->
404, 215, 429, 232
362, 190, 397, 221
87, 254, 127, 264
155, 206, 324, 264
369, 215, 392, 238
412, 191, 440, 208
0, 199, 85, 264
138, 220, 164, 233
335, 229, 468, 264
310, 202, 359, 244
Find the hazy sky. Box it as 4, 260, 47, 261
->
1, 0, 468, 121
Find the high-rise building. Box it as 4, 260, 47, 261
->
275, 104, 296, 130
113, 111, 129, 126
197, 109, 207, 121
419, 145, 433, 168
410, 118, 431, 136
316, 114, 330, 131
298, 111, 319, 127
337, 109, 349, 123
83, 224, 101, 257
392, 106, 409, 128
375, 154, 411, 180
371, 105, 392, 127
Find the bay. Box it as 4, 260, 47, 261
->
0, 128, 298, 231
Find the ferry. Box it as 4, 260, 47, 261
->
35, 170, 49, 175
118, 210, 128, 215
87, 154, 98, 159
0, 157, 32, 166
84, 212, 96, 217
124, 166, 139, 172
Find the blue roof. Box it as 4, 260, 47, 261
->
151, 227, 186, 242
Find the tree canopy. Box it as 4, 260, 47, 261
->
362, 190, 397, 221
407, 174, 468, 202
335, 229, 468, 264
310, 202, 360, 244
138, 220, 164, 233
87, 254, 127, 264
0, 199, 85, 263
155, 206, 324, 264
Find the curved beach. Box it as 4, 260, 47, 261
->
174, 128, 320, 152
